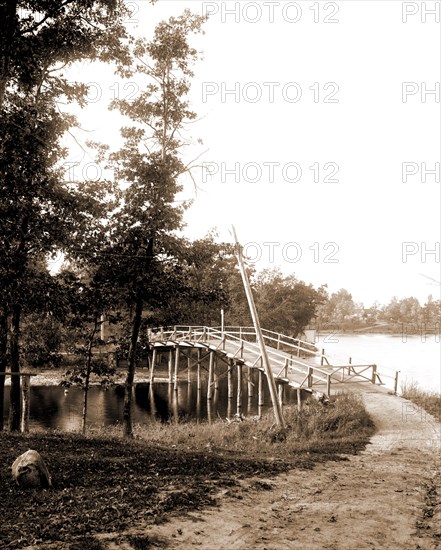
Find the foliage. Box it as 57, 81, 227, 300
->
400, 381, 441, 423
21, 315, 63, 369
62, 356, 116, 390
0, 0, 130, 430
252, 268, 327, 337
101, 10, 207, 437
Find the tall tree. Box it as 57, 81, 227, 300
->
253, 268, 326, 337
106, 10, 206, 437
0, 0, 129, 430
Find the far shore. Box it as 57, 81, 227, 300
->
2, 368, 153, 387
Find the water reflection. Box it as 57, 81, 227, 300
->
2, 375, 299, 431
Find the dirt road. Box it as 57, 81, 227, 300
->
107, 385, 440, 549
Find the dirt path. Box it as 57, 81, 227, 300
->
104, 386, 441, 550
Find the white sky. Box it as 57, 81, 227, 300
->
64, 0, 441, 307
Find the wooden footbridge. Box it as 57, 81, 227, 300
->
147, 326, 400, 409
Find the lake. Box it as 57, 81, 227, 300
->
2, 333, 439, 430
315, 333, 440, 392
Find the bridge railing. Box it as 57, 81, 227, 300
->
149, 325, 337, 391
148, 326, 398, 394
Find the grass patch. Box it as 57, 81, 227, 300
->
127, 391, 375, 459
401, 381, 441, 422
0, 392, 374, 548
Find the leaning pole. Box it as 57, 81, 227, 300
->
231, 226, 286, 429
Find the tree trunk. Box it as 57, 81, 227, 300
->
9, 303, 21, 431
0, 308, 8, 431
0, 0, 18, 109
82, 315, 99, 435
123, 296, 143, 437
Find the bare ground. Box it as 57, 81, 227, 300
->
102, 385, 441, 550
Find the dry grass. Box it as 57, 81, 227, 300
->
111, 391, 376, 460
401, 381, 441, 422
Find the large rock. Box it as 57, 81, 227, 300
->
11, 450, 52, 489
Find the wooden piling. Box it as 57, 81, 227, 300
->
197, 349, 202, 391
297, 388, 302, 413
277, 382, 284, 407
258, 369, 264, 407
227, 359, 233, 400
214, 355, 219, 392
207, 351, 214, 400
150, 349, 157, 383
187, 352, 192, 383
174, 346, 180, 391
168, 350, 173, 384
247, 366, 253, 397
237, 363, 243, 414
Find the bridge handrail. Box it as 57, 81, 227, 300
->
149, 325, 398, 392
151, 325, 334, 385
168, 325, 319, 357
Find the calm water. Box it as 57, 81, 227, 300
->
315, 333, 441, 392
2, 372, 298, 431
2, 334, 439, 430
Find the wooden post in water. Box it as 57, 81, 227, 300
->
168, 350, 173, 384
150, 349, 157, 383
394, 370, 399, 395
187, 352, 192, 383
247, 366, 253, 397
227, 359, 233, 400
174, 346, 180, 392
197, 349, 202, 392
236, 363, 242, 415
20, 374, 31, 434
231, 226, 285, 428
214, 355, 219, 392
207, 351, 214, 401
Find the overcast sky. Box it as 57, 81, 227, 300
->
65, 0, 441, 307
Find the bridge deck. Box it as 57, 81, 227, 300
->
149, 326, 398, 396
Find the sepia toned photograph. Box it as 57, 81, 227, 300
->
0, 1, 440, 548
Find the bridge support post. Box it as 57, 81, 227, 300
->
214, 355, 219, 392
277, 382, 284, 408
187, 353, 192, 383
371, 364, 377, 384
297, 388, 302, 413
168, 350, 173, 384
321, 349, 325, 366
258, 370, 264, 405
227, 359, 233, 400
394, 370, 399, 395
326, 374, 331, 397
236, 363, 242, 415
150, 349, 157, 383
174, 346, 180, 391
247, 366, 253, 398
207, 351, 214, 400
197, 349, 201, 392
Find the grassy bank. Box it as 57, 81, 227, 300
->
0, 392, 374, 549
401, 381, 441, 422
